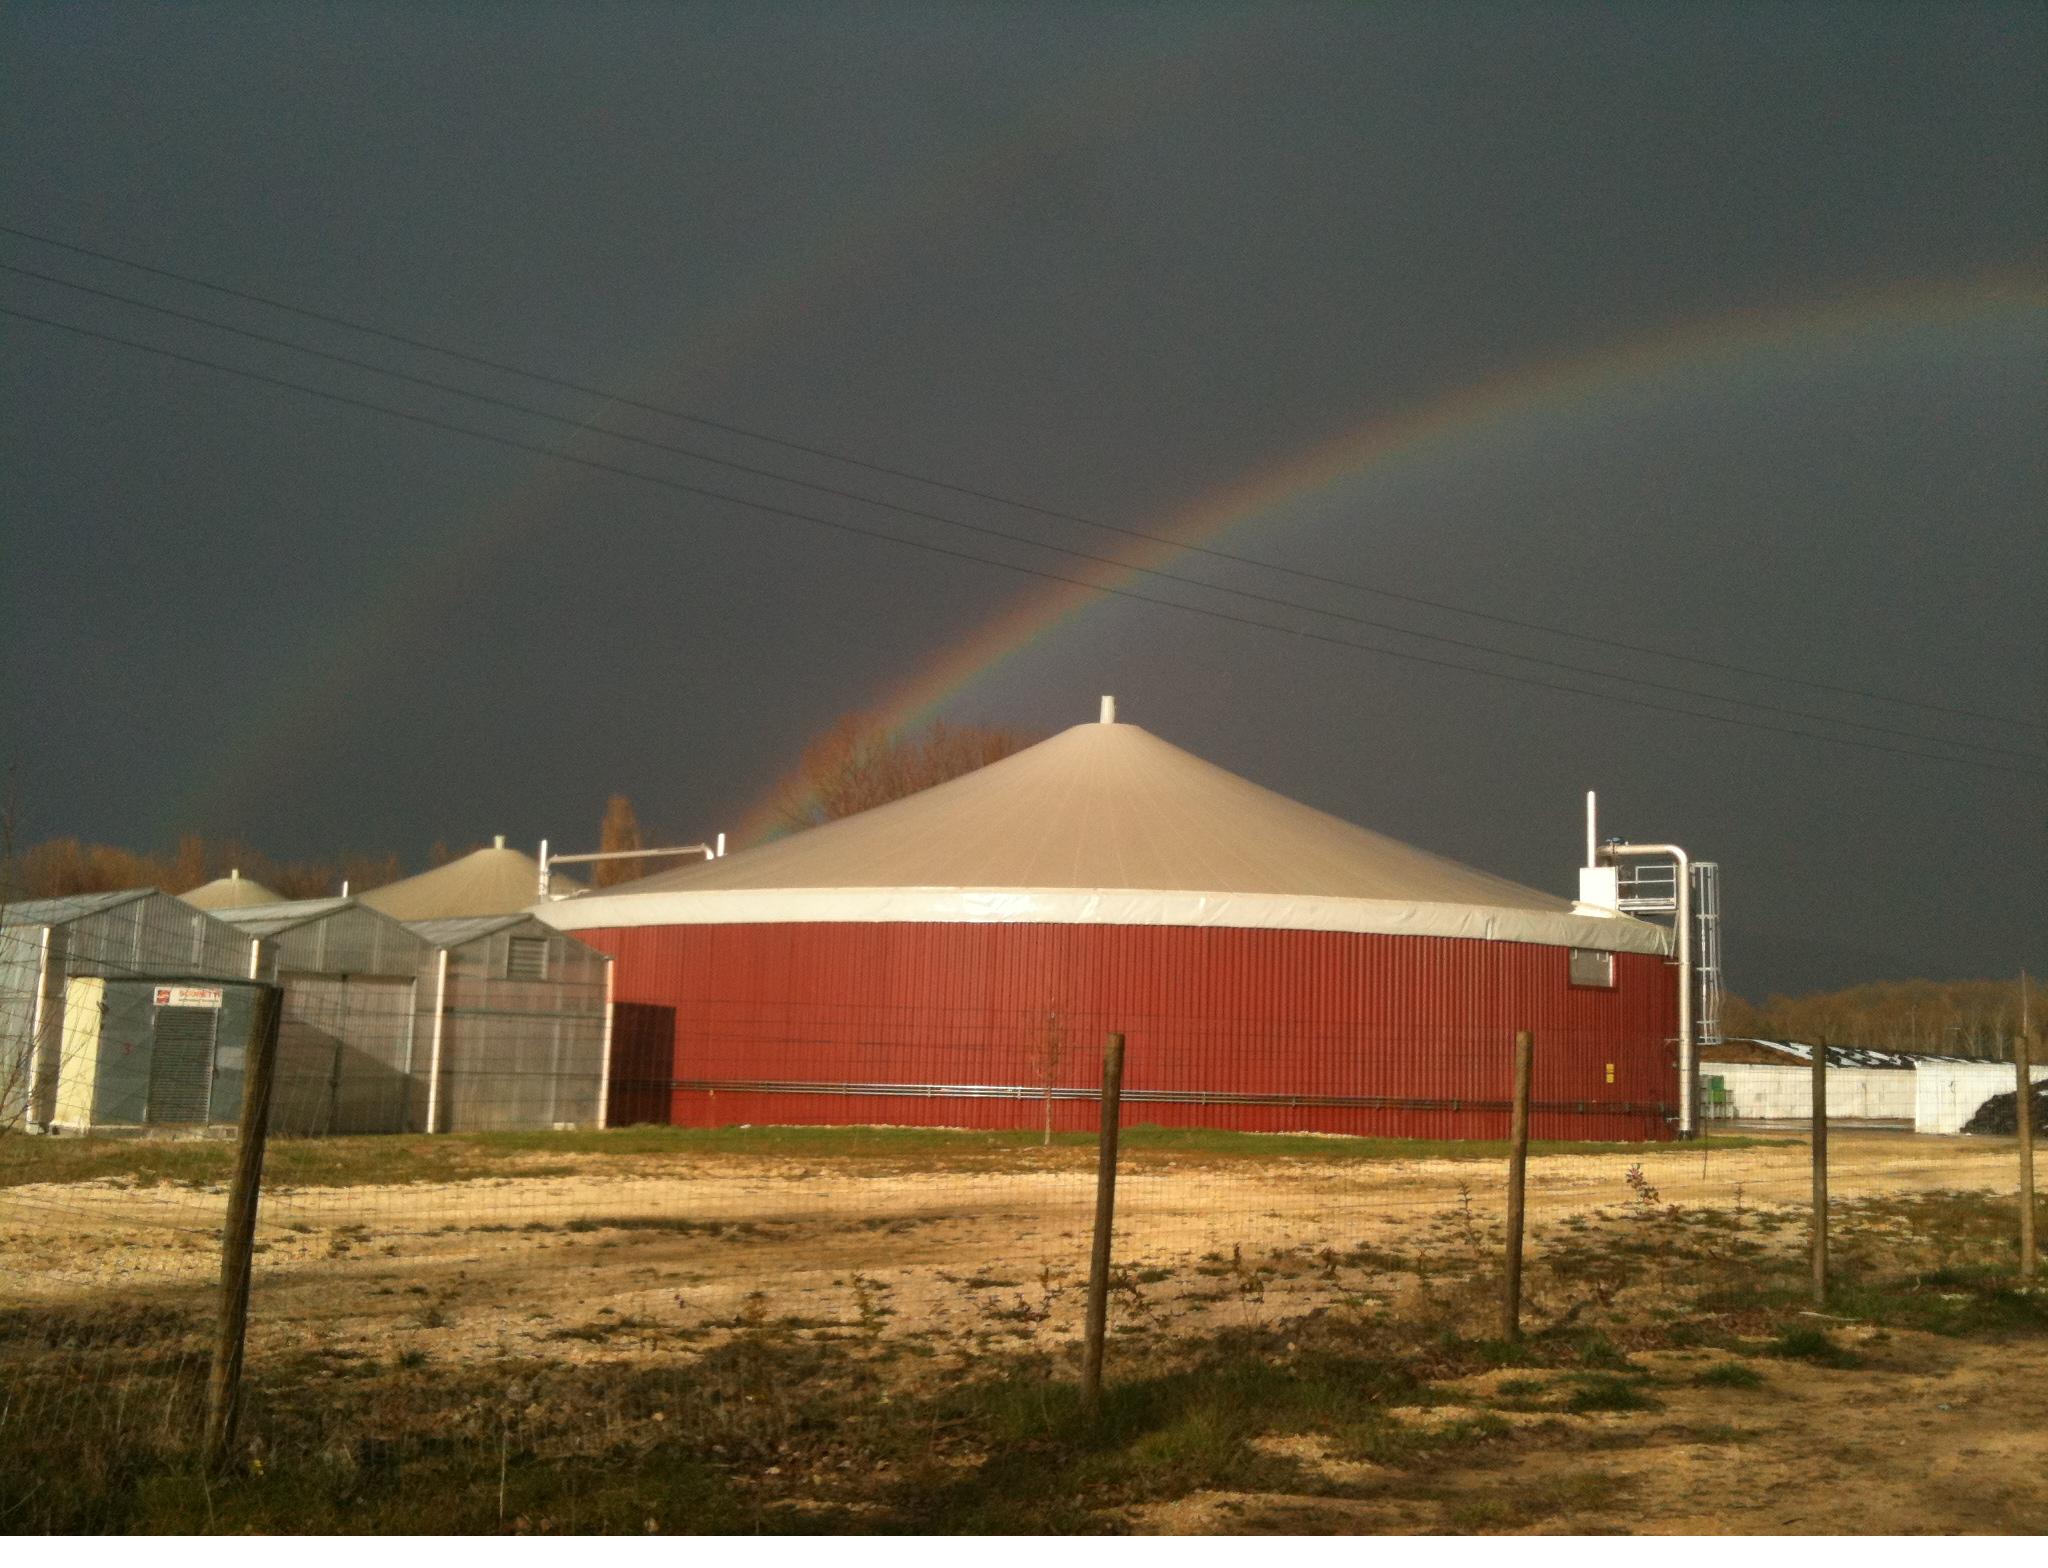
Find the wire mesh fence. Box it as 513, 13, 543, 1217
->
2, 937, 2042, 1531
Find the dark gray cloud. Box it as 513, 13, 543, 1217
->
1, 2, 2041, 996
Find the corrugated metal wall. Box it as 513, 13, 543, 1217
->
435, 925, 609, 1131
583, 922, 1681, 1141
49, 893, 253, 980
253, 907, 428, 1136
261, 905, 422, 981
270, 976, 421, 1136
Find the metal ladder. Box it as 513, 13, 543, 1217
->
1692, 861, 1724, 1049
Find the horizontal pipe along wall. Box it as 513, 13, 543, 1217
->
582, 922, 1680, 1141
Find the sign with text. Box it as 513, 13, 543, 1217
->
153, 985, 224, 1009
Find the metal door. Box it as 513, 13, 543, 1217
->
146, 1006, 218, 1124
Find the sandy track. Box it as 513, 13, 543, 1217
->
0, 1131, 2026, 1366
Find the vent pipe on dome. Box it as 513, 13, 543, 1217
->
493, 834, 506, 849
1099, 695, 1116, 724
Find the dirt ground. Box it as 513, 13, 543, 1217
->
0, 1129, 2025, 1337
2, 1128, 2042, 1533
1133, 1334, 2048, 1534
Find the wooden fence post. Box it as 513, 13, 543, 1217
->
1080, 1032, 1126, 1415
2017, 1027, 2037, 1278
1502, 1029, 1534, 1341
204, 983, 283, 1473
1810, 1036, 1829, 1306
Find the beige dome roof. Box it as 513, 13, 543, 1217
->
360, 839, 582, 920
180, 871, 287, 910
541, 715, 1666, 954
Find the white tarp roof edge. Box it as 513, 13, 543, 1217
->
535, 884, 1672, 954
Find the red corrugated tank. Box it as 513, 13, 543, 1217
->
545, 703, 1681, 1141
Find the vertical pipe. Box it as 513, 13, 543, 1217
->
1674, 850, 1694, 1137
204, 982, 283, 1473
1600, 844, 1693, 1134
399, 975, 420, 1134
597, 957, 615, 1130
1585, 791, 1597, 869
1503, 1029, 1534, 1341
537, 839, 550, 900
2017, 1026, 2036, 1278
25, 926, 54, 1130
424, 948, 450, 1134
1811, 1038, 1829, 1305
1080, 1031, 1126, 1414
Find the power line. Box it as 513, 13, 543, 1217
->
2, 218, 2030, 737
5, 259, 2039, 766
5, 300, 2040, 782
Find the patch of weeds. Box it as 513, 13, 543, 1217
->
1444, 1469, 1628, 1531
0, 1302, 198, 1351
1571, 1331, 1634, 1371
1694, 1361, 1765, 1389
903, 1337, 1436, 1529
850, 1275, 894, 1342
1769, 1326, 1860, 1367
1829, 1269, 2048, 1338
1564, 1374, 1662, 1414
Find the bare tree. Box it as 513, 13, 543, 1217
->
595, 795, 645, 886
1726, 977, 2034, 1061
775, 714, 1036, 832
1040, 1004, 1066, 1147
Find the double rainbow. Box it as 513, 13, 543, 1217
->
734, 267, 2046, 844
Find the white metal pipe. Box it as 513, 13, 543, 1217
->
597, 957, 615, 1130
25, 926, 54, 1132
716, 832, 726, 858
423, 948, 450, 1135
538, 838, 550, 899
1602, 841, 1694, 1137
546, 845, 714, 866
1585, 791, 1598, 869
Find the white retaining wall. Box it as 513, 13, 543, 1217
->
1706, 1063, 1915, 1123
1914, 1061, 2048, 1136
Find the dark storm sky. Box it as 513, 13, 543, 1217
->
1, 2, 2042, 998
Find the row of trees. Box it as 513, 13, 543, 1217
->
1, 834, 407, 902
584, 716, 1035, 889
1723, 977, 2040, 1060
771, 714, 1036, 832
5, 715, 1034, 902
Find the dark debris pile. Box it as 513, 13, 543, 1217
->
1960, 1081, 2048, 1136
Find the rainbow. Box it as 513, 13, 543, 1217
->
172, 25, 1241, 841
733, 267, 2047, 844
